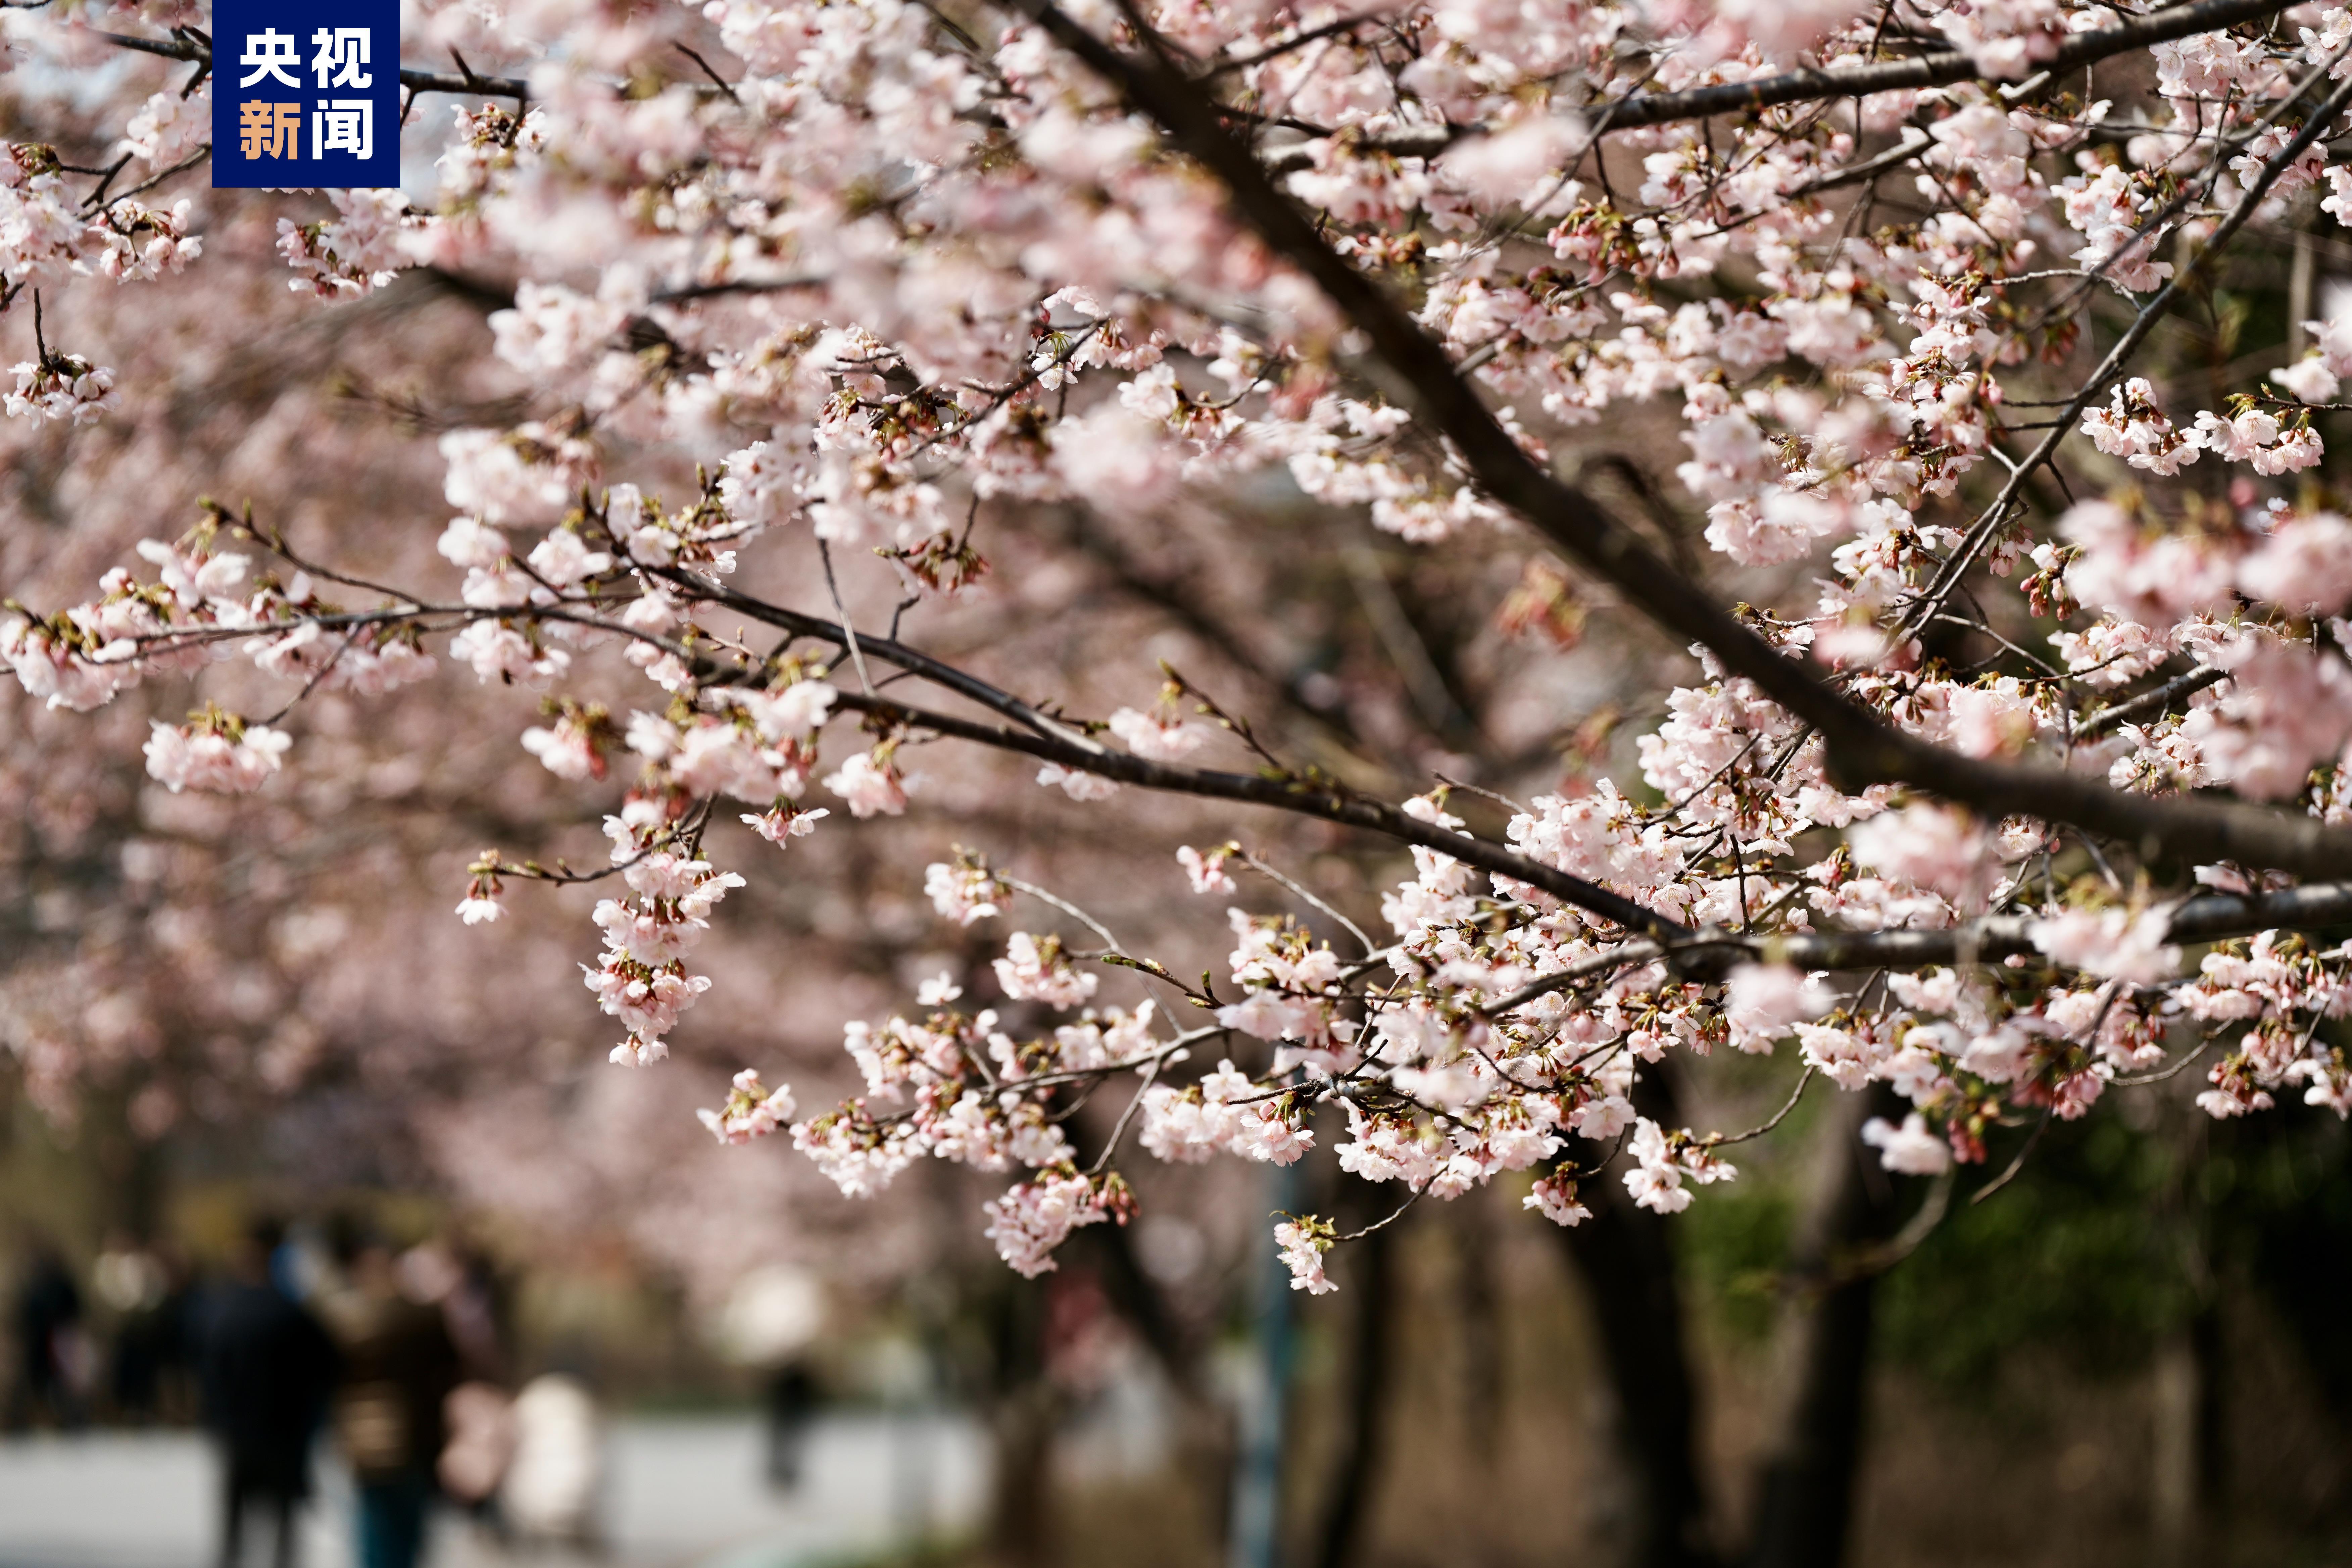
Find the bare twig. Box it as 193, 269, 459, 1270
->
1970, 1109, 2054, 1205
1703, 1067, 1817, 1149
1005, 875, 1126, 954
1237, 849, 1375, 956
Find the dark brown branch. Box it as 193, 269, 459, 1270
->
395, 65, 531, 101
1010, 0, 2352, 881
1900, 58, 2352, 641
88, 29, 530, 100
649, 275, 829, 304
101, 143, 211, 205
825, 686, 1688, 937
2077, 666, 2231, 739
1593, 0, 2295, 130
1203, 13, 1381, 79
1490, 880, 2352, 992
667, 573, 1105, 749
1279, 0, 2294, 160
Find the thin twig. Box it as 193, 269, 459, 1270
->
1970, 1108, 2054, 1205
1237, 849, 1374, 956
1820, 1164, 1955, 1285
674, 42, 740, 102
1703, 1067, 1816, 1148
2110, 1037, 2217, 1086
816, 538, 874, 696
1005, 875, 1125, 954
1088, 1052, 1164, 1175
1335, 1185, 1423, 1242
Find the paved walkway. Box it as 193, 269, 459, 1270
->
0, 1412, 986, 1568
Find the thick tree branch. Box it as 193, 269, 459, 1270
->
2078, 667, 2231, 739
826, 686, 1688, 937
1277, 0, 2295, 159
1481, 881, 2352, 1000
1010, 0, 2352, 880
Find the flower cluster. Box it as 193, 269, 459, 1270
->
584, 838, 745, 1065
697, 1069, 797, 1145
143, 708, 292, 795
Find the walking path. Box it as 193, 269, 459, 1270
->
0, 1411, 987, 1568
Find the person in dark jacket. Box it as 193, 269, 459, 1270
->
196, 1218, 339, 1568
316, 1235, 461, 1568
6, 1237, 87, 1431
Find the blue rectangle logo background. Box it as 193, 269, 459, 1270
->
212, 0, 401, 188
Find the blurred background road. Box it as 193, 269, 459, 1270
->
0, 1411, 986, 1568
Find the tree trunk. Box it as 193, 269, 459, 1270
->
1555, 1165, 1717, 1568
1740, 1084, 1907, 1568
1454, 1185, 1503, 1463
1074, 1220, 1238, 1550
1313, 1208, 1400, 1568
2149, 1328, 2205, 1566
986, 1380, 1064, 1568
2151, 1102, 2220, 1568
980, 1277, 1062, 1568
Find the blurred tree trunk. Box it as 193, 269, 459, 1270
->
1075, 1220, 1239, 1547
1556, 1173, 1716, 1568
1741, 1083, 1906, 1568
1553, 1077, 1939, 1568
1454, 1184, 1503, 1463
1312, 1200, 1400, 1568
986, 1382, 1064, 1568
2148, 1320, 2219, 1567
1555, 1068, 1717, 1568
980, 1278, 1063, 1568
2151, 1105, 2219, 1568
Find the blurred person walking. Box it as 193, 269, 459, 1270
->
499, 1373, 602, 1549
399, 1237, 519, 1539
317, 1234, 461, 1568
95, 1234, 193, 1422
710, 1265, 827, 1491
196, 1219, 339, 1568
5, 1236, 91, 1431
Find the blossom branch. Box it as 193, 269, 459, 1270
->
1272, 0, 2295, 157
827, 685, 1688, 936
1015, 0, 2352, 880
1901, 58, 2352, 641
2075, 666, 2231, 739
1490, 880, 2352, 992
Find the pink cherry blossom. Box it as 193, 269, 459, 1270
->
1861, 1113, 1952, 1175
1272, 1218, 1338, 1295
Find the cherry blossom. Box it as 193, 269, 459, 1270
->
697, 1068, 797, 1145
1862, 1113, 1953, 1176
143, 712, 292, 794
824, 751, 910, 818
9, 0, 2352, 1310
1273, 1217, 1339, 1295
